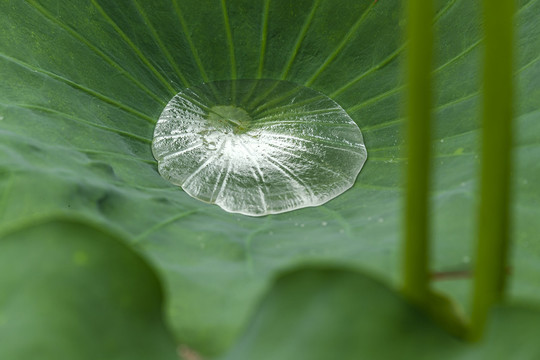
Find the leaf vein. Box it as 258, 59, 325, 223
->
90, 0, 176, 94
280, 0, 321, 80
305, 1, 377, 86
257, 0, 271, 78
132, 0, 190, 87
11, 104, 151, 143
0, 53, 156, 124
221, 0, 237, 80
25, 0, 166, 106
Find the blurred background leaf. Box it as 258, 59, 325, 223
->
221, 266, 540, 360
0, 219, 178, 360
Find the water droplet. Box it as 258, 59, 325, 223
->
462, 255, 470, 263
300, 223, 305, 228
152, 79, 367, 216
378, 218, 384, 223
321, 221, 328, 226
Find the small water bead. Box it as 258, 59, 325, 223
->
152, 79, 367, 216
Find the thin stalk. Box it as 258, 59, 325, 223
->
469, 0, 514, 341
402, 0, 434, 305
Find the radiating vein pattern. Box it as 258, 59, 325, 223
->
152, 79, 367, 216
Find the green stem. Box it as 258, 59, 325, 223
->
469, 0, 514, 341
402, 0, 434, 305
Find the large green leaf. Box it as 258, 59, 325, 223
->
221, 266, 540, 360
0, 0, 539, 355
0, 219, 178, 360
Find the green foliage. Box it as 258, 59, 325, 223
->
0, 0, 539, 358
222, 267, 540, 359
0, 219, 178, 360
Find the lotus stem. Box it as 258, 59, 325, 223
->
403, 0, 434, 305
469, 0, 515, 341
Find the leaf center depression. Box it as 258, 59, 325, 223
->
152, 79, 367, 216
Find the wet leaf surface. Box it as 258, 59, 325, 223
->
0, 0, 539, 355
